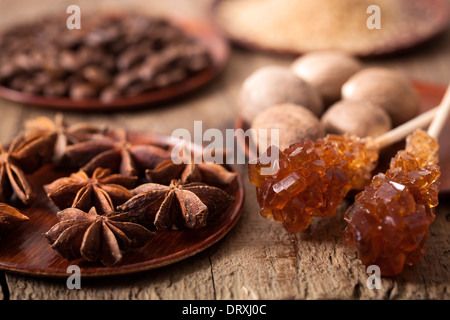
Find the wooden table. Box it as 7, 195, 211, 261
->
0, 0, 449, 300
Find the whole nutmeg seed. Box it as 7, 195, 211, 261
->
251, 103, 325, 152
341, 67, 420, 126
239, 66, 323, 123
321, 99, 392, 138
291, 50, 362, 106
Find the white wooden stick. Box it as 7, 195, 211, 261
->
373, 107, 437, 149
427, 84, 450, 139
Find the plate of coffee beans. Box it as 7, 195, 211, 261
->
0, 12, 229, 111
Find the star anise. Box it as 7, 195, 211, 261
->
65, 128, 171, 176
44, 206, 154, 266
0, 131, 56, 204
44, 167, 137, 215
146, 160, 237, 187
25, 113, 106, 163
118, 179, 235, 230
0, 202, 29, 237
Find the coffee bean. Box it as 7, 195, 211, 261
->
59, 50, 79, 72
0, 64, 16, 82
117, 49, 145, 71
114, 70, 142, 90
82, 65, 110, 87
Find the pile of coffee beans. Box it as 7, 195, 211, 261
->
0, 13, 212, 101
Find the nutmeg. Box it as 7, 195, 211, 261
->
239, 66, 323, 123
251, 103, 325, 151
291, 50, 362, 106
341, 67, 420, 126
321, 100, 392, 138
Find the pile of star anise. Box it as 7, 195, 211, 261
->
0, 115, 237, 266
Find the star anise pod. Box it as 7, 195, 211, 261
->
44, 167, 137, 215
146, 160, 237, 187
25, 113, 106, 163
44, 206, 155, 266
0, 131, 56, 204
118, 179, 235, 230
65, 128, 171, 176
0, 203, 29, 237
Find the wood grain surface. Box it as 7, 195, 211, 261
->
0, 0, 449, 300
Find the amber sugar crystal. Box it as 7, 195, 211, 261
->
343, 130, 440, 276
248, 134, 378, 233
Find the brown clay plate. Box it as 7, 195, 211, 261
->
0, 15, 229, 111
211, 0, 450, 58
0, 132, 244, 278
235, 80, 450, 195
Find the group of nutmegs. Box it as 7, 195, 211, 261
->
240, 50, 420, 151
0, 13, 212, 102
0, 115, 237, 266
